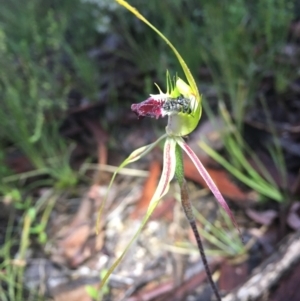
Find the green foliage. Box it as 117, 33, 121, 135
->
0, 191, 58, 301
85, 270, 110, 301
86, 286, 100, 300
0, 209, 44, 301
0, 0, 100, 187
200, 103, 284, 202
194, 207, 246, 257
199, 0, 294, 125
0, 3, 102, 296
0, 0, 296, 298
111, 0, 294, 121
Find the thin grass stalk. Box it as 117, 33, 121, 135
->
16, 209, 33, 300
259, 95, 287, 192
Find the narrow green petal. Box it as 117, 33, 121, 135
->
96, 134, 167, 232
99, 137, 177, 290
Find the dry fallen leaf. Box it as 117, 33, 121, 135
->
287, 202, 300, 230
54, 284, 95, 301
131, 160, 161, 219
246, 208, 278, 226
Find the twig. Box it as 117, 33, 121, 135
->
223, 230, 300, 301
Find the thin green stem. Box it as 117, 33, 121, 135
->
175, 144, 221, 301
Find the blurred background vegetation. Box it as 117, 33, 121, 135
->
0, 0, 299, 300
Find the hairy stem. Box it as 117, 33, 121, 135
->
175, 144, 222, 301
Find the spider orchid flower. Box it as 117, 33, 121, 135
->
130, 73, 238, 228
98, 0, 239, 290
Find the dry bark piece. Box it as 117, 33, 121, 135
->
219, 259, 249, 291
268, 255, 300, 301
126, 259, 222, 301
54, 284, 95, 301
246, 209, 278, 226
223, 230, 300, 301
287, 202, 300, 230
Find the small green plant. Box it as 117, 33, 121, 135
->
0, 207, 44, 301
193, 208, 246, 257
0, 0, 100, 187
86, 269, 110, 301
166, 205, 247, 259
0, 190, 58, 301
86, 286, 99, 301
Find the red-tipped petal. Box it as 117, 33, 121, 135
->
176, 137, 241, 237
131, 97, 165, 119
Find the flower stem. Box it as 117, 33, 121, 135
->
175, 144, 222, 301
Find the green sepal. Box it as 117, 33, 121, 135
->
98, 137, 177, 290
96, 133, 168, 232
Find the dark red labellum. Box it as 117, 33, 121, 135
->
131, 97, 164, 119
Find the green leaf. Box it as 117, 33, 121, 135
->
85, 285, 98, 300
